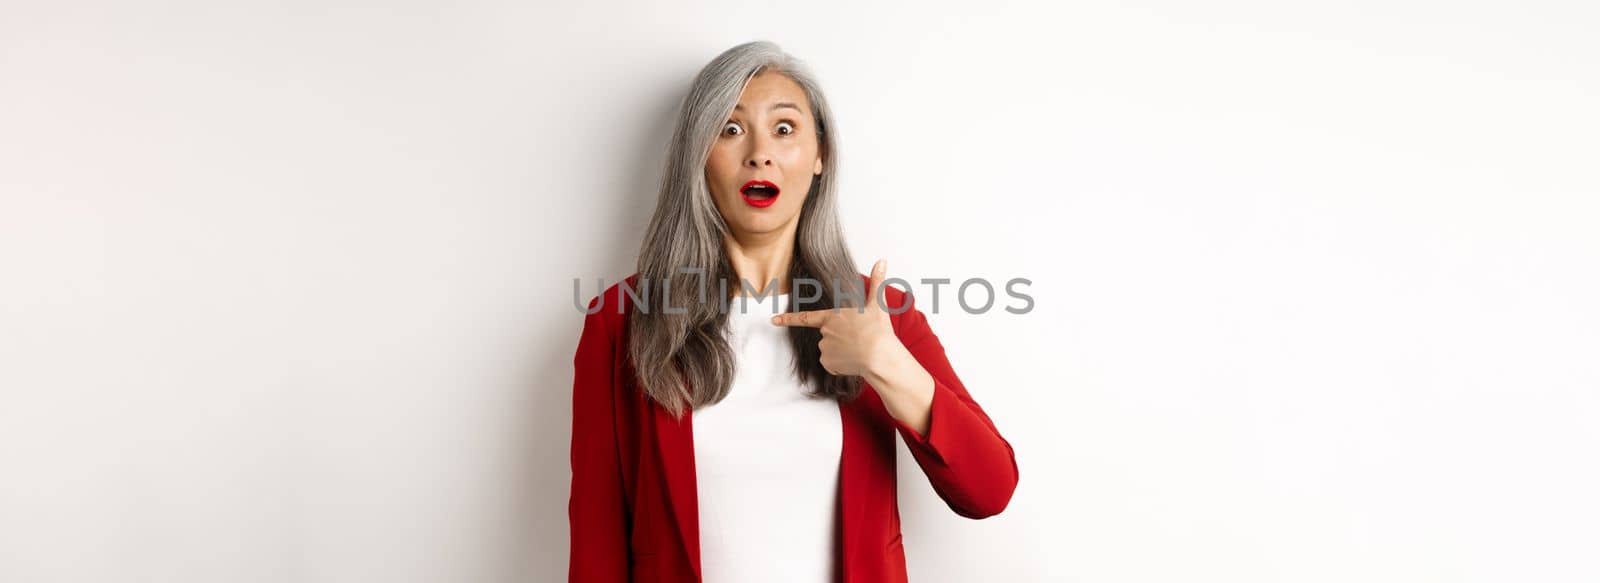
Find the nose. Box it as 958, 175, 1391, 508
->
744, 136, 774, 168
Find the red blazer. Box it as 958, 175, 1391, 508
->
569, 274, 1019, 582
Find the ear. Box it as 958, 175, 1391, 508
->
813, 154, 823, 176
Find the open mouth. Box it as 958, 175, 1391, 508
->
739, 180, 780, 208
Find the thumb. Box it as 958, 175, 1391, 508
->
866, 258, 887, 312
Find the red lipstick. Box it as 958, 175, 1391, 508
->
739, 180, 780, 208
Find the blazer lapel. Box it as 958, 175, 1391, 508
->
652, 401, 702, 580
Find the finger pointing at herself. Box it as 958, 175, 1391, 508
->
771, 258, 902, 378
773, 258, 938, 435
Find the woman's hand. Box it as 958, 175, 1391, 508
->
769, 258, 901, 377
772, 259, 936, 435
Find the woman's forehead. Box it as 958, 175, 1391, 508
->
734, 73, 810, 114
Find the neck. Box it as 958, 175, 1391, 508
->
723, 225, 797, 297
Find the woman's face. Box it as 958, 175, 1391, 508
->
705, 71, 823, 239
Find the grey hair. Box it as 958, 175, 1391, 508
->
629, 40, 862, 418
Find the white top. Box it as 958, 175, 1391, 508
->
692, 291, 843, 583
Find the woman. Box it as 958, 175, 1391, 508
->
570, 40, 1019, 583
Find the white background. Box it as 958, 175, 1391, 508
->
3, 1, 1598, 581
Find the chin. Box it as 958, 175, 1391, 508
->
730, 219, 778, 235
729, 213, 791, 235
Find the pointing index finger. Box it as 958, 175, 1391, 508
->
771, 308, 832, 328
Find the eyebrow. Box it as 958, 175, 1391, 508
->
733, 102, 804, 114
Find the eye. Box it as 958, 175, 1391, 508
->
723, 121, 743, 136
776, 121, 795, 135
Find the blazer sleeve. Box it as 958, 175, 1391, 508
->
886, 291, 1021, 519
568, 295, 630, 582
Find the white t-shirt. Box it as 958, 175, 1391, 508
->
692, 291, 843, 583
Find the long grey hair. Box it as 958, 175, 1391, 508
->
628, 41, 862, 418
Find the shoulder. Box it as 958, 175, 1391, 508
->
579, 273, 641, 335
